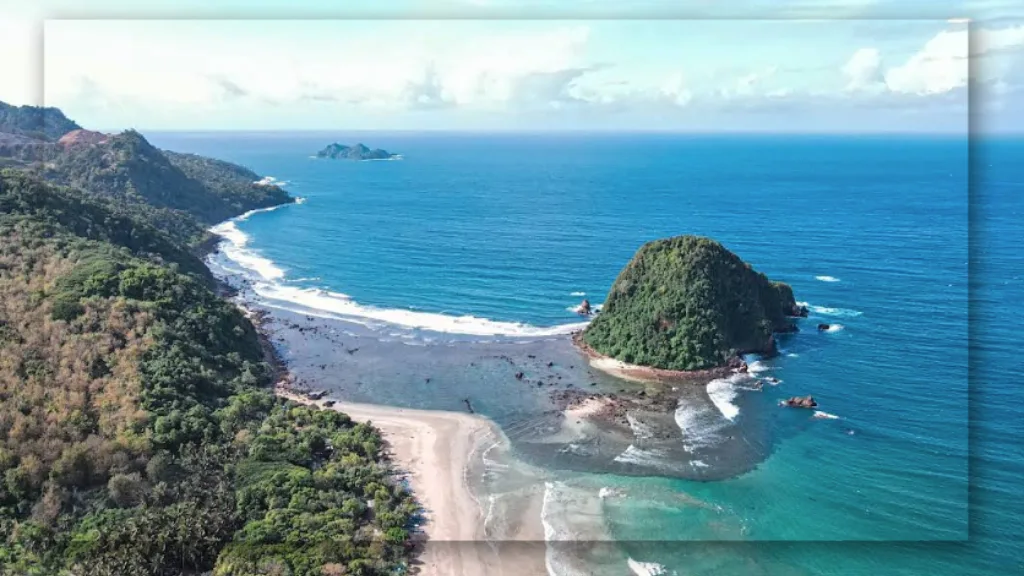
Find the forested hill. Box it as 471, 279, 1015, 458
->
0, 101, 293, 247
45, 130, 294, 227
583, 235, 802, 371
0, 108, 417, 575
0, 102, 81, 141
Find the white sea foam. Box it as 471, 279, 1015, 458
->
234, 203, 291, 222
813, 411, 841, 420
690, 459, 710, 469
628, 558, 668, 576
212, 208, 589, 337
674, 400, 728, 452
706, 375, 742, 421
542, 482, 611, 576
786, 353, 799, 358
797, 301, 863, 318
747, 360, 771, 373
209, 221, 285, 281
613, 445, 671, 468
815, 275, 840, 282
253, 175, 287, 187
822, 324, 845, 333
598, 487, 624, 499
570, 291, 586, 296
256, 283, 588, 337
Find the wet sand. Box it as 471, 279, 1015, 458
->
277, 389, 548, 576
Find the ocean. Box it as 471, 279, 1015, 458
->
147, 131, 1020, 575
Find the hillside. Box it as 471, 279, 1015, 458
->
583, 235, 802, 371
0, 102, 293, 248
42, 130, 293, 240
0, 102, 81, 141
0, 170, 209, 279
0, 107, 416, 574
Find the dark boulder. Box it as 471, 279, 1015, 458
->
782, 395, 818, 409
577, 299, 592, 315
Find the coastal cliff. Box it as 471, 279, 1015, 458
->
0, 102, 416, 575
583, 235, 803, 371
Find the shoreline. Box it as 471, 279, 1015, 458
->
275, 387, 548, 576
206, 218, 549, 575
571, 331, 736, 385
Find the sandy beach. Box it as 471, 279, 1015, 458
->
276, 389, 549, 576
572, 331, 734, 384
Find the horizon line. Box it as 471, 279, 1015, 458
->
106, 127, 982, 137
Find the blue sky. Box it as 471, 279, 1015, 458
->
1, 1, 1022, 132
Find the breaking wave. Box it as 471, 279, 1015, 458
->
253, 175, 288, 187
706, 376, 742, 421
628, 558, 668, 575
211, 209, 589, 337
613, 445, 673, 468
542, 482, 612, 576
674, 399, 729, 453
798, 301, 863, 318
209, 220, 285, 281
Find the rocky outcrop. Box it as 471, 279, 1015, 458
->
57, 129, 109, 147
782, 396, 817, 408
789, 303, 809, 317
316, 142, 398, 160
583, 235, 801, 371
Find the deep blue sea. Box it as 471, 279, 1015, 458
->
149, 131, 1020, 575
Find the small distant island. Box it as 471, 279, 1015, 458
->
315, 142, 400, 161
580, 235, 807, 373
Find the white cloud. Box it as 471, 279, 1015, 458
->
884, 29, 967, 95
842, 48, 885, 92
431, 25, 592, 109
44, 23, 600, 114
727, 66, 778, 98
0, 19, 38, 105
876, 24, 1024, 97
975, 25, 1024, 55
659, 73, 693, 107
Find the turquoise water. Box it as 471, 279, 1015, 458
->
150, 132, 1018, 574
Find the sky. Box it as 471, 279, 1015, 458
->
1, 1, 1023, 132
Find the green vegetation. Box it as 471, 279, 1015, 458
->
41, 131, 294, 244
583, 235, 799, 371
0, 170, 209, 280
0, 108, 293, 248
0, 115, 416, 573
316, 143, 396, 161
0, 102, 81, 141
